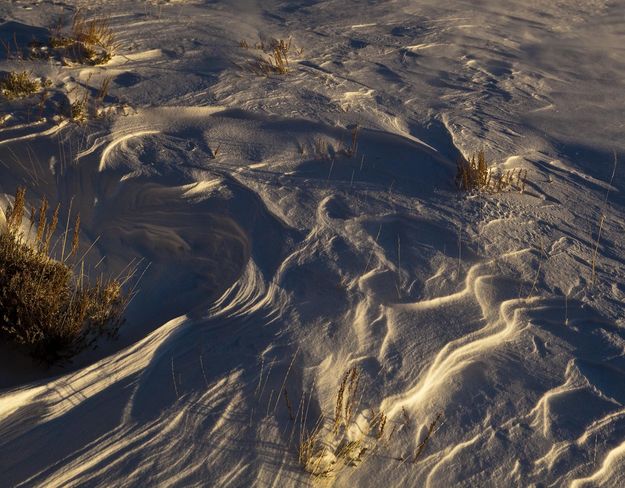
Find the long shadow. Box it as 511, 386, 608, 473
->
0, 21, 49, 61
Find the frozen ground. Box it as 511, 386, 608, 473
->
0, 0, 624, 486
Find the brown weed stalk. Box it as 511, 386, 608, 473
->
412, 413, 443, 463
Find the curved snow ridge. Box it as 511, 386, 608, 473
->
2, 1, 624, 485
99, 129, 161, 171
380, 262, 533, 422
26, 369, 246, 488
524, 359, 625, 483
393, 261, 488, 312
0, 120, 68, 147
0, 256, 284, 487
570, 441, 625, 487
81, 104, 459, 206
95, 106, 228, 172
0, 118, 47, 136
207, 259, 289, 326
425, 429, 491, 488
529, 357, 625, 442
350, 240, 625, 485
0, 316, 189, 424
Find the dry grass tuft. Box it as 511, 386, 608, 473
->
297, 366, 392, 478
298, 415, 332, 477
456, 149, 490, 191
0, 187, 129, 363
48, 12, 119, 65
456, 149, 527, 193
0, 71, 42, 100
70, 94, 89, 123
1, 33, 24, 60
296, 368, 445, 477
96, 76, 112, 102
71, 14, 116, 50
244, 37, 296, 76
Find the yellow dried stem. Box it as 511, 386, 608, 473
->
412, 412, 443, 463
97, 76, 112, 101
7, 186, 26, 231
70, 213, 81, 258
345, 368, 361, 425
334, 370, 349, 434
44, 203, 60, 254
36, 195, 49, 248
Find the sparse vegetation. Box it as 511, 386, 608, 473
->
96, 76, 112, 102
333, 367, 362, 434
1, 14, 116, 65
456, 149, 489, 191
297, 367, 386, 478
590, 150, 618, 287
370, 410, 387, 439
283, 388, 295, 421
0, 14, 119, 128
209, 142, 222, 159
1, 33, 24, 60
48, 12, 119, 65
243, 37, 298, 76
294, 366, 444, 477
69, 92, 89, 123
0, 71, 42, 100
313, 137, 334, 161
298, 415, 329, 476
456, 149, 527, 193
412, 412, 442, 463
0, 187, 129, 363
306, 128, 359, 162
341, 125, 360, 158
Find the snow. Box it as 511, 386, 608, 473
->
1, 0, 624, 486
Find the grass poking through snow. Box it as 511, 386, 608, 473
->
456, 149, 527, 193
0, 187, 131, 363
48, 11, 119, 65
0, 71, 42, 100
242, 37, 298, 76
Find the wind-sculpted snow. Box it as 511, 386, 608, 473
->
1, 0, 625, 486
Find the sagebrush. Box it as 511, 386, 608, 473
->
0, 187, 129, 363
